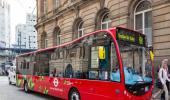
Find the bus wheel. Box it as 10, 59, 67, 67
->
24, 82, 29, 93
69, 88, 80, 100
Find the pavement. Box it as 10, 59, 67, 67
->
152, 84, 170, 100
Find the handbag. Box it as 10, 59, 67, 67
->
156, 70, 163, 89
156, 79, 163, 89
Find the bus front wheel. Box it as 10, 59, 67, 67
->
69, 88, 81, 100
24, 82, 29, 93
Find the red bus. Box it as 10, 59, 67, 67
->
16, 27, 154, 100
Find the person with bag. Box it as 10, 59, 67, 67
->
161, 59, 170, 99
159, 59, 170, 100
153, 59, 170, 100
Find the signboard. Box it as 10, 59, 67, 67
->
116, 27, 145, 47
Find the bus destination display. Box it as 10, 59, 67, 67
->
116, 27, 145, 47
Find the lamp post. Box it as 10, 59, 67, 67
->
18, 31, 21, 54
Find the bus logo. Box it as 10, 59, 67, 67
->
53, 78, 59, 87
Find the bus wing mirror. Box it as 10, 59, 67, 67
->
98, 46, 106, 60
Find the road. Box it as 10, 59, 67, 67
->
0, 76, 62, 100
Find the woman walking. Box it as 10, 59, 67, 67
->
159, 59, 170, 100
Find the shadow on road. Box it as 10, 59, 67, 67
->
17, 88, 63, 100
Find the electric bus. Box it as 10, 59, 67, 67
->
16, 27, 154, 100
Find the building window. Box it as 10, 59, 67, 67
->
53, 27, 61, 46
43, 0, 48, 14
56, 30, 61, 45
73, 18, 83, 39
41, 32, 47, 48
101, 13, 111, 29
134, 1, 152, 46
95, 8, 110, 30
78, 21, 84, 38
54, 0, 60, 8
45, 36, 48, 48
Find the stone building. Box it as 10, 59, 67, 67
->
35, 0, 170, 64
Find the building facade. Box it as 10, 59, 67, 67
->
14, 13, 37, 49
0, 0, 10, 48
0, 0, 10, 64
36, 0, 170, 64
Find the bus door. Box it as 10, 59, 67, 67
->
85, 43, 123, 100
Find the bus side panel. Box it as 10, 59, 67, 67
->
28, 76, 46, 93
42, 76, 65, 99
16, 74, 25, 88
63, 79, 125, 100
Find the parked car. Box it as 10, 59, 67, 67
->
8, 66, 16, 85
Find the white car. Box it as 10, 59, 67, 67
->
8, 66, 16, 85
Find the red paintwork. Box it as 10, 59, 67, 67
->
16, 27, 153, 100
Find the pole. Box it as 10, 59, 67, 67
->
29, 36, 30, 49
19, 32, 21, 54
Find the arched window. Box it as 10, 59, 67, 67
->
45, 35, 48, 48
95, 8, 110, 30
73, 18, 84, 39
53, 27, 61, 46
134, 1, 152, 46
56, 30, 61, 45
101, 13, 110, 29
41, 32, 47, 48
78, 21, 84, 38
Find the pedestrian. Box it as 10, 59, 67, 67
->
153, 59, 170, 100
159, 59, 170, 100
161, 59, 170, 99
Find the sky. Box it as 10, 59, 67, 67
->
6, 0, 36, 44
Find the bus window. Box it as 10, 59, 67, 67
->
118, 41, 152, 95
23, 60, 26, 69
49, 48, 64, 77
65, 64, 73, 78
26, 62, 29, 69
34, 53, 50, 76
87, 33, 113, 81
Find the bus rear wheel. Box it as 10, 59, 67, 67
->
24, 82, 29, 93
69, 88, 81, 100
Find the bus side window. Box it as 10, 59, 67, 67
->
27, 62, 29, 69
65, 64, 73, 78
23, 60, 26, 69
20, 62, 23, 70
